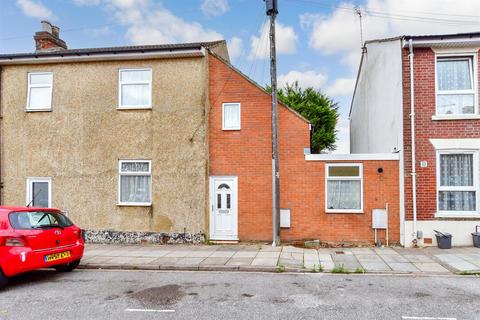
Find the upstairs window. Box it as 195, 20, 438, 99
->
118, 160, 152, 206
222, 103, 241, 130
326, 164, 363, 213
118, 69, 152, 109
438, 152, 477, 214
436, 56, 476, 116
27, 72, 53, 111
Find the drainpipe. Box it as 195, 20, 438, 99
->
408, 39, 418, 245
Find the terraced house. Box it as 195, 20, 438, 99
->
0, 21, 400, 245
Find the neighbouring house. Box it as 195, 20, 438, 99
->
350, 32, 480, 247
0, 21, 400, 245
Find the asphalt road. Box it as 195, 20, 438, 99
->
0, 270, 479, 320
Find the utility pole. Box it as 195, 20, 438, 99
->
265, 0, 280, 246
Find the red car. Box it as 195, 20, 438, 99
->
0, 206, 84, 287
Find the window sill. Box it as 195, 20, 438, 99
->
222, 128, 241, 131
432, 114, 480, 121
326, 210, 363, 214
117, 106, 152, 110
25, 108, 52, 112
117, 203, 152, 207
435, 212, 480, 219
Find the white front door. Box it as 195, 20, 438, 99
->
209, 176, 238, 240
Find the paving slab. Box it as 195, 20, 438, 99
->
226, 258, 254, 266
379, 254, 408, 263
356, 254, 384, 262
232, 251, 258, 258
403, 254, 434, 263
163, 251, 193, 258
434, 254, 479, 272
387, 262, 420, 273
413, 262, 449, 273
151, 257, 181, 265
278, 258, 303, 268
282, 246, 304, 253
359, 261, 391, 272
200, 257, 230, 266
209, 251, 236, 258
251, 258, 278, 267
256, 251, 281, 258
175, 257, 205, 265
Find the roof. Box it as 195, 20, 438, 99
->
0, 40, 226, 60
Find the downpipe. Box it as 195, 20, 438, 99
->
408, 39, 418, 246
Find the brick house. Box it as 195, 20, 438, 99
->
0, 21, 400, 245
351, 32, 480, 247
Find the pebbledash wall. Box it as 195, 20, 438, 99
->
0, 57, 211, 244
209, 54, 400, 244
402, 47, 480, 246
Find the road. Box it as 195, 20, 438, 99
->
0, 270, 479, 319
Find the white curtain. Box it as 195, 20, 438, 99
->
120, 176, 151, 203
439, 154, 475, 211
224, 104, 240, 128
439, 191, 475, 211
440, 154, 473, 186
327, 180, 361, 210
121, 84, 149, 106
437, 94, 474, 115
437, 59, 471, 91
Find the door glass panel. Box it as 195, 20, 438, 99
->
226, 194, 231, 209
217, 194, 222, 209
32, 182, 49, 207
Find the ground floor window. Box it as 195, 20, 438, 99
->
118, 160, 152, 206
26, 177, 52, 208
326, 163, 363, 213
437, 151, 478, 213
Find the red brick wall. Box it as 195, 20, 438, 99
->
402, 48, 480, 221
209, 54, 400, 243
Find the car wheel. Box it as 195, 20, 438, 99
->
54, 260, 81, 272
0, 270, 8, 288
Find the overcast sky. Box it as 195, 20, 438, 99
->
2, 0, 480, 153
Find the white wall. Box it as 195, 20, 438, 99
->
405, 221, 480, 247
350, 39, 403, 154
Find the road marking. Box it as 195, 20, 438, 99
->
125, 308, 175, 313
402, 317, 456, 320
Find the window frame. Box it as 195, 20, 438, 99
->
325, 163, 363, 214
26, 72, 53, 112
26, 177, 52, 208
222, 102, 241, 130
118, 68, 153, 110
435, 53, 478, 117
118, 159, 152, 206
436, 150, 479, 216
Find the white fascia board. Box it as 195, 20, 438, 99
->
402, 38, 480, 48
305, 153, 399, 161
0, 48, 205, 65
430, 138, 480, 150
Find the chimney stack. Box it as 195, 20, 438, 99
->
34, 20, 67, 52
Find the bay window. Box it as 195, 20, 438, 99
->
436, 56, 476, 116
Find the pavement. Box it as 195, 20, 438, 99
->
2, 270, 480, 319
79, 243, 480, 275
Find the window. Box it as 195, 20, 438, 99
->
27, 72, 53, 111
118, 69, 152, 109
26, 177, 52, 208
326, 164, 363, 213
222, 103, 241, 130
436, 56, 476, 116
118, 160, 152, 205
9, 211, 73, 230
437, 152, 478, 214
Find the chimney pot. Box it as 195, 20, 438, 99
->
41, 20, 53, 34
52, 26, 60, 38
34, 21, 67, 52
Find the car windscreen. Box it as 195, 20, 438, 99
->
9, 211, 74, 230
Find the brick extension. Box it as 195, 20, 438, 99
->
209, 54, 400, 244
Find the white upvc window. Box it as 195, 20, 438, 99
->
118, 68, 152, 109
26, 72, 53, 111
435, 55, 477, 116
325, 163, 363, 213
222, 103, 241, 130
437, 151, 479, 215
26, 177, 52, 208
118, 160, 152, 206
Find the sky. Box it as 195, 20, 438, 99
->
2, 0, 480, 153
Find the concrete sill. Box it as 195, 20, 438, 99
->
117, 106, 152, 110
435, 212, 480, 219
25, 108, 52, 112
432, 115, 480, 121
117, 203, 152, 207
326, 211, 364, 214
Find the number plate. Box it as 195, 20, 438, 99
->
44, 251, 71, 263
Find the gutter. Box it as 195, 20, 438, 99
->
407, 39, 418, 245
0, 48, 205, 65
